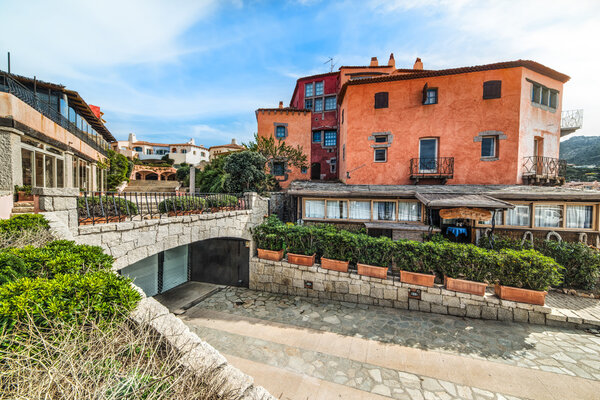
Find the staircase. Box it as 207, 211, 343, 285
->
11, 201, 35, 216
123, 180, 181, 193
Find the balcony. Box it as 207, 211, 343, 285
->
522, 156, 566, 185
0, 71, 109, 156
561, 109, 583, 137
409, 157, 454, 184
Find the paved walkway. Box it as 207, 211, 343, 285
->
546, 291, 600, 326
177, 287, 600, 400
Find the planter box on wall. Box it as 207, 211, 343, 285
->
400, 271, 435, 287
17, 192, 33, 202
287, 253, 315, 266
445, 276, 487, 297
321, 258, 349, 273
357, 263, 388, 279
495, 284, 547, 306
257, 248, 284, 261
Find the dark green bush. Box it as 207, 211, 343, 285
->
285, 225, 317, 255
205, 194, 239, 208
0, 271, 140, 329
495, 249, 563, 291
0, 253, 27, 285
78, 196, 138, 217
353, 235, 395, 268
0, 214, 49, 235
157, 197, 206, 213
254, 232, 284, 251
318, 230, 356, 262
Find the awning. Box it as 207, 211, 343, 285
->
364, 222, 441, 232
415, 193, 514, 209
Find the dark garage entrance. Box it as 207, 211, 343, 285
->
189, 238, 249, 287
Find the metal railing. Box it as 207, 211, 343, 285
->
77, 191, 252, 225
409, 157, 454, 179
0, 71, 109, 155
522, 156, 566, 179
561, 109, 583, 132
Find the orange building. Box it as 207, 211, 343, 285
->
255, 103, 312, 187
338, 60, 569, 186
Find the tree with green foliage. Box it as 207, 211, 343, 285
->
223, 151, 268, 192
245, 133, 308, 169
106, 150, 131, 190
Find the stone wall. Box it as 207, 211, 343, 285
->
250, 257, 583, 329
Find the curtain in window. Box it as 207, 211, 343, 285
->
374, 202, 395, 221
398, 202, 421, 221
481, 210, 503, 225
326, 201, 347, 219
305, 200, 325, 219
349, 201, 370, 220
566, 205, 593, 229
534, 205, 562, 228
506, 205, 530, 226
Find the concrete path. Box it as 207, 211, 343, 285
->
180, 287, 600, 399
546, 291, 600, 327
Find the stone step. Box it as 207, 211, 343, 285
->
14, 201, 34, 206
12, 206, 35, 212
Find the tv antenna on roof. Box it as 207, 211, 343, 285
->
324, 57, 336, 72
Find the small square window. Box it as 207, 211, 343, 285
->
305, 83, 314, 97
374, 92, 388, 109
549, 91, 558, 109
483, 80, 501, 99
330, 158, 336, 173
275, 125, 286, 139
374, 135, 388, 143
532, 84, 541, 104
325, 96, 336, 110
374, 148, 387, 162
541, 88, 550, 106
481, 136, 497, 158
315, 81, 324, 96
423, 88, 437, 105
312, 131, 322, 143
272, 162, 285, 176
314, 98, 323, 112
324, 131, 336, 146
301, 166, 308, 174
305, 99, 313, 110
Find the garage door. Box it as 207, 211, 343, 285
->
189, 238, 249, 287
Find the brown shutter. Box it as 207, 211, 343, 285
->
422, 83, 429, 104
483, 80, 501, 99
374, 92, 389, 109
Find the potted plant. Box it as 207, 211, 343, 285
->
15, 185, 33, 202
355, 236, 392, 279
285, 226, 316, 266
394, 240, 437, 287
493, 249, 563, 305
439, 243, 490, 296
255, 232, 285, 261
319, 230, 354, 272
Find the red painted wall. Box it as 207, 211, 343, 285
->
339, 66, 564, 185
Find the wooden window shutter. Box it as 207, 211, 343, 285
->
483, 80, 502, 99
422, 83, 429, 104
374, 92, 389, 109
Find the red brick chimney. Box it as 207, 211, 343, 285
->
388, 53, 395, 68
279, 101, 283, 108
413, 57, 423, 70
370, 57, 379, 67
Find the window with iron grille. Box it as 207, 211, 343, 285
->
423, 88, 438, 105
374, 148, 387, 162
312, 131, 322, 143
374, 135, 388, 143
374, 92, 388, 109
325, 96, 336, 110
275, 125, 286, 139
324, 131, 336, 146
272, 162, 285, 176
531, 82, 558, 110
305, 98, 313, 110
483, 80, 501, 99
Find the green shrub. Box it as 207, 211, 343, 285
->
0, 271, 140, 329
205, 194, 238, 208
495, 249, 563, 291
354, 235, 394, 268
0, 214, 49, 235
0, 253, 27, 285
285, 225, 317, 255
394, 240, 440, 275
157, 197, 207, 213
254, 232, 284, 251
78, 196, 138, 217
14, 185, 32, 195
318, 230, 356, 262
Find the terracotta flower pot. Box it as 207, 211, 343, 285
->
287, 253, 316, 266
495, 284, 547, 306
321, 258, 349, 272
445, 276, 487, 297
257, 248, 284, 261
400, 271, 435, 287
357, 263, 389, 279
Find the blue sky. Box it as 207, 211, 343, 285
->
1, 0, 598, 146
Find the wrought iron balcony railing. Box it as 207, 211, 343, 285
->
410, 157, 454, 181
561, 109, 583, 136
0, 72, 109, 155
522, 156, 566, 180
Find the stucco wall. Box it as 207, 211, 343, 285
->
339, 67, 564, 186
0, 192, 13, 219
256, 110, 311, 188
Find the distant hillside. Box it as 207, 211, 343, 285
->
560, 136, 600, 166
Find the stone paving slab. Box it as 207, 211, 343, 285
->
546, 291, 600, 328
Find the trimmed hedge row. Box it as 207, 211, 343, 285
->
252, 217, 563, 292
479, 235, 600, 291
0, 214, 49, 235
157, 197, 207, 213
78, 196, 138, 217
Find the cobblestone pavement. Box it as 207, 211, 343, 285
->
179, 287, 600, 399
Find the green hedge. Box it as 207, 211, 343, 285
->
205, 194, 239, 208
0, 214, 49, 235
479, 235, 600, 291
157, 197, 207, 213
78, 196, 138, 217
253, 217, 564, 291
